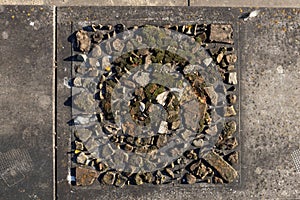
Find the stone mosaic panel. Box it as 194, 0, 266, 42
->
67, 23, 240, 187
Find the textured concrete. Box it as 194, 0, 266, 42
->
0, 0, 187, 6
191, 0, 300, 7
56, 6, 300, 199
0, 5, 53, 200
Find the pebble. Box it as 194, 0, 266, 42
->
101, 171, 116, 185
76, 167, 98, 186
134, 173, 143, 185
90, 44, 102, 57
192, 138, 204, 147
216, 52, 224, 63
112, 38, 125, 52
227, 72, 237, 85
225, 54, 237, 64
156, 91, 169, 106
76, 152, 88, 165
227, 94, 237, 104
76, 30, 91, 52
165, 168, 175, 179
209, 24, 233, 44
203, 57, 213, 66
224, 105, 237, 117
158, 121, 168, 134
227, 151, 239, 164
73, 77, 82, 87
114, 174, 127, 187
205, 125, 217, 135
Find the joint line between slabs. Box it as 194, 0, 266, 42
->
52, 5, 58, 200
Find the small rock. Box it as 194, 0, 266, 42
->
224, 105, 236, 117
171, 120, 180, 130
227, 72, 237, 85
203, 58, 213, 66
75, 140, 84, 150
209, 24, 233, 44
74, 129, 92, 142
154, 134, 168, 148
76, 30, 91, 52
112, 38, 125, 52
227, 151, 239, 164
73, 77, 82, 87
156, 91, 169, 106
192, 138, 204, 147
203, 151, 238, 183
216, 52, 224, 63
76, 152, 88, 165
204, 86, 218, 106
101, 171, 116, 185
205, 125, 217, 135
76, 167, 98, 186
165, 168, 175, 179
224, 137, 238, 150
97, 162, 108, 171
90, 44, 102, 57
223, 121, 237, 138
158, 121, 168, 134
139, 102, 146, 112
73, 115, 93, 125
227, 94, 237, 104
101, 56, 111, 70
134, 173, 143, 185
114, 173, 127, 187
92, 31, 103, 43
183, 173, 196, 184
154, 171, 166, 184
141, 172, 153, 183
225, 54, 237, 64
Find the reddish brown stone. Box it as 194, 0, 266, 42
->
76, 167, 99, 186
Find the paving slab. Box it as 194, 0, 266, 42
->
191, 0, 300, 7
56, 6, 300, 199
0, 5, 53, 200
0, 0, 187, 6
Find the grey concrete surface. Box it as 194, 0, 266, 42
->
0, 0, 187, 6
1, 0, 300, 7
0, 5, 54, 200
56, 6, 299, 199
191, 0, 300, 7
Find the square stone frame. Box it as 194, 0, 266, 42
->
56, 6, 243, 199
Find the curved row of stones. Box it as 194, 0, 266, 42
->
70, 23, 239, 187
